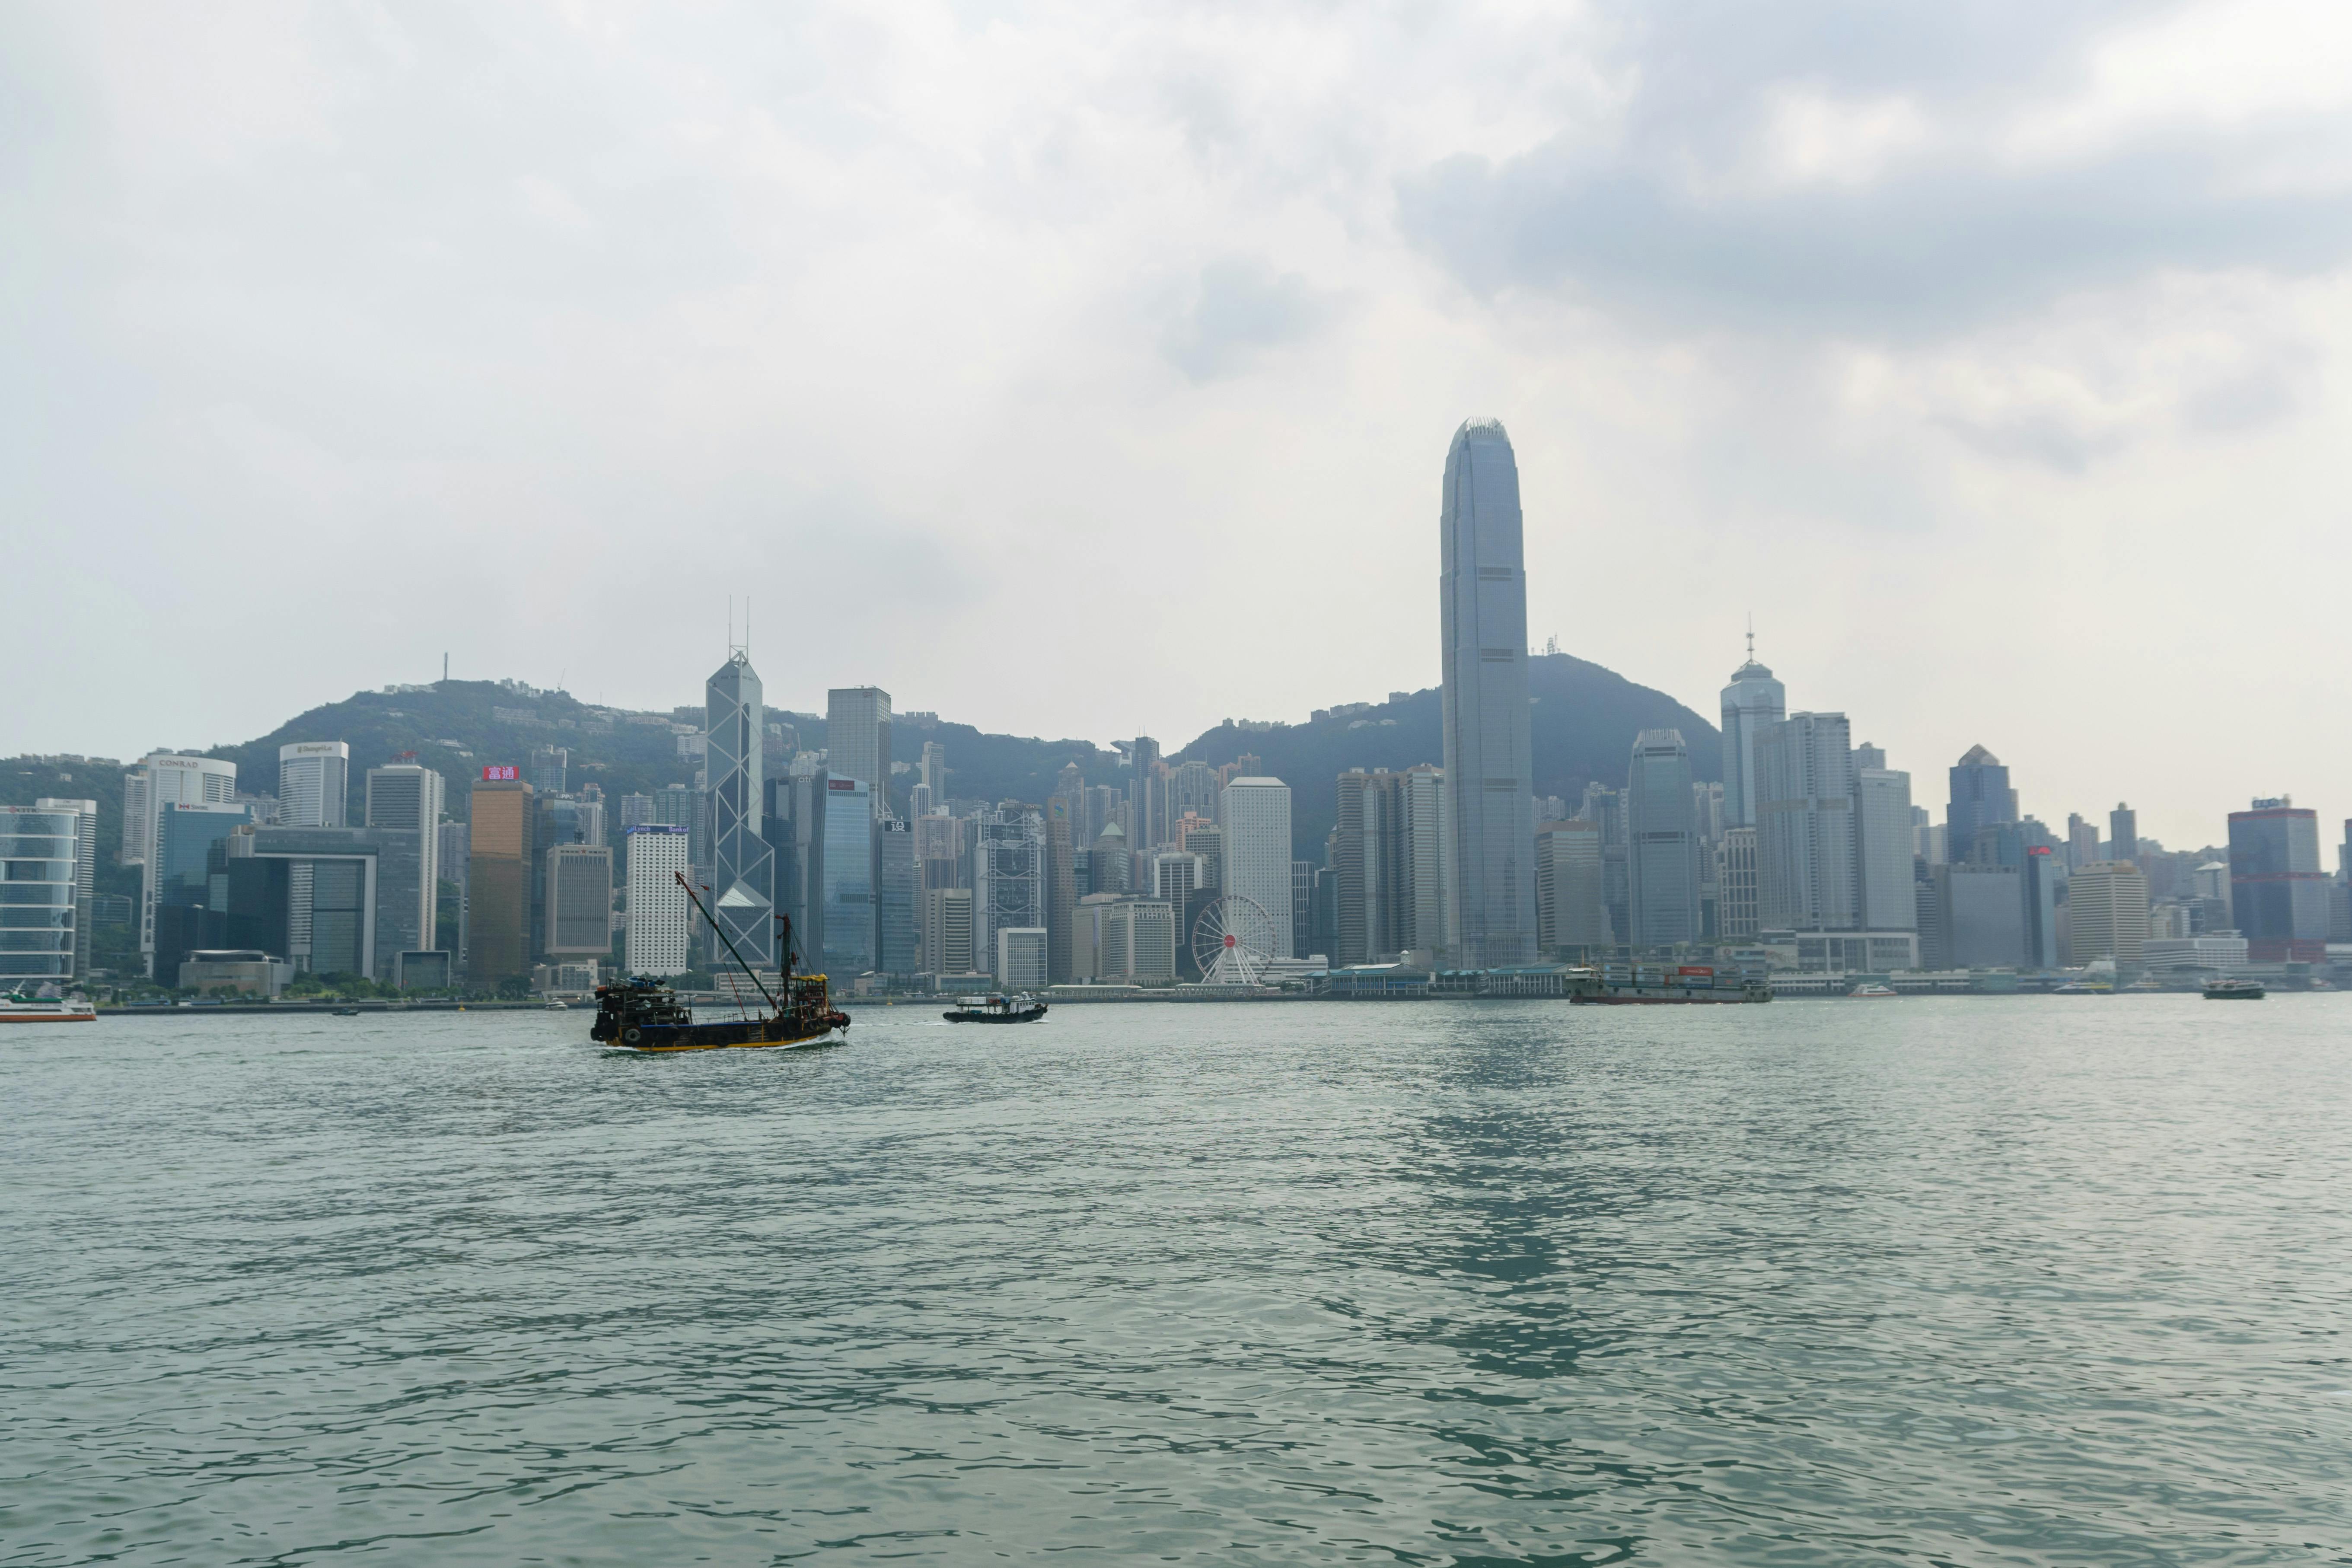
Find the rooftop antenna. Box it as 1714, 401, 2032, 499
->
442, 651, 448, 683
1745, 613, 1755, 661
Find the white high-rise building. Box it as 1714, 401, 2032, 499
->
1719, 639, 1787, 830
278, 742, 350, 828
1437, 417, 1537, 966
624, 825, 693, 976
545, 844, 614, 961
1854, 765, 1917, 932
129, 753, 237, 975
1755, 713, 1856, 932
1219, 775, 1294, 958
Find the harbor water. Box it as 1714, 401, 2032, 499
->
5, 997, 2349, 1564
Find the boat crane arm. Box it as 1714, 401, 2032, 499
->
673, 871, 781, 1013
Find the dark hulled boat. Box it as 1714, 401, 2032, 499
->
593, 874, 849, 1053
942, 993, 1049, 1024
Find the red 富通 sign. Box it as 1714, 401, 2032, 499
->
482, 765, 519, 781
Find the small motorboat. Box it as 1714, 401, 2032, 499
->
332, 1007, 362, 1016
1846, 982, 1899, 999
943, 993, 1049, 1024
2203, 977, 2266, 1001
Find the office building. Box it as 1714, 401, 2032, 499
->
468, 772, 533, 985
1854, 765, 1916, 931
1716, 827, 1760, 941
1071, 896, 1179, 985
1333, 765, 1447, 966
1755, 713, 1855, 932
624, 825, 692, 975
129, 753, 238, 974
972, 805, 1043, 977
1220, 775, 1294, 957
1292, 861, 1316, 957
1946, 746, 2018, 865
997, 926, 1049, 988
1175, 816, 1223, 893
1535, 818, 1611, 954
545, 843, 613, 962
364, 762, 445, 959
1437, 417, 1538, 966
1128, 736, 1163, 848
1090, 821, 1130, 894
819, 775, 876, 975
878, 817, 917, 975
919, 741, 946, 797
1718, 638, 1786, 829
1928, 863, 2025, 969
2107, 803, 2138, 864
1, 801, 95, 985
1625, 729, 1700, 947
706, 652, 776, 968
530, 746, 568, 798
2067, 860, 2150, 971
225, 826, 414, 981
827, 687, 893, 813
2066, 813, 2100, 870
1151, 851, 1203, 902
2228, 798, 2328, 962
278, 742, 349, 829
921, 886, 975, 977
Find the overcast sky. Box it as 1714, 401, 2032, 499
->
8, 1, 2350, 848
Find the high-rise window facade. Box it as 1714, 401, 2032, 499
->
624, 826, 692, 976
1946, 746, 2018, 865
1437, 418, 1537, 967
707, 653, 775, 968
1854, 767, 1917, 932
1718, 648, 1785, 829
819, 776, 875, 974
826, 688, 893, 816
1, 803, 93, 984
1219, 776, 1294, 957
1626, 729, 1700, 948
1756, 713, 1856, 931
2228, 799, 2328, 962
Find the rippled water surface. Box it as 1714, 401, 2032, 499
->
6, 998, 2351, 1565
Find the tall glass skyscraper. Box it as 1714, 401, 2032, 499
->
1625, 729, 1700, 948
1437, 417, 1537, 967
1946, 745, 2018, 865
706, 653, 776, 968
1718, 642, 1785, 829
819, 776, 875, 974
826, 687, 892, 819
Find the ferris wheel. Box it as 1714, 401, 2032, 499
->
1191, 894, 1278, 987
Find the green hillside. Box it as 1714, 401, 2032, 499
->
6, 650, 1717, 869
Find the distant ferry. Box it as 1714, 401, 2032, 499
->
1847, 982, 1899, 999
1570, 963, 1770, 1005
0, 990, 96, 1024
944, 994, 1049, 1023
2203, 977, 2266, 1001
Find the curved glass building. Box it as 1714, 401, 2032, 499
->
1438, 417, 1538, 967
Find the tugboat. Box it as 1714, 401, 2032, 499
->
2203, 977, 2266, 1001
943, 993, 1049, 1024
592, 873, 850, 1052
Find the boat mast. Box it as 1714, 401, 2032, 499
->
673, 871, 781, 1013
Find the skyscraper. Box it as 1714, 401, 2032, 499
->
1854, 765, 1917, 932
131, 753, 238, 976
0, 802, 94, 985
2228, 797, 2328, 962
877, 817, 917, 975
2066, 813, 2100, 870
1718, 637, 1786, 829
545, 844, 614, 961
2109, 803, 2139, 864
1755, 713, 1856, 931
708, 653, 776, 968
530, 746, 568, 798
1437, 417, 1536, 966
1626, 729, 1700, 948
1129, 737, 1164, 848
1947, 746, 2018, 865
624, 825, 692, 976
364, 762, 446, 958
919, 740, 946, 798
1219, 775, 1295, 957
2067, 860, 2150, 971
467, 772, 533, 987
827, 687, 893, 816
1535, 818, 1611, 955
278, 743, 349, 829
819, 776, 876, 975
1332, 766, 1448, 965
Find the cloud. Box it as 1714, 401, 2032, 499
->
1159, 258, 1338, 382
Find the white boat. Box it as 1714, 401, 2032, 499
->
1847, 982, 1899, 999
0, 990, 98, 1024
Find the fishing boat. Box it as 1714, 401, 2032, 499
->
592, 873, 848, 1053
943, 993, 1049, 1023
2203, 977, 2266, 1001
0, 988, 97, 1024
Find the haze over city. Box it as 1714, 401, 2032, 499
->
13, 2, 2352, 845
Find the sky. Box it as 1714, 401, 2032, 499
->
6, 1, 2351, 850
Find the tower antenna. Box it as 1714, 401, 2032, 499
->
1745, 613, 1755, 661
